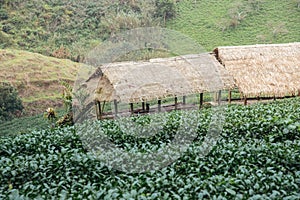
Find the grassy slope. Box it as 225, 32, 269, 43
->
167, 0, 300, 51
0, 110, 65, 137
0, 49, 82, 114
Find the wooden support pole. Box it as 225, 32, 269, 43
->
244, 96, 247, 106
95, 100, 99, 120
158, 100, 161, 112
183, 96, 186, 105
199, 93, 204, 109
218, 90, 222, 105
175, 96, 178, 110
130, 103, 134, 114
98, 101, 102, 120
298, 89, 300, 96
146, 103, 150, 113
228, 90, 232, 104
102, 101, 106, 115
142, 102, 145, 111
114, 99, 118, 116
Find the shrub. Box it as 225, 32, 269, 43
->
155, 0, 177, 25
0, 82, 23, 121
0, 8, 8, 20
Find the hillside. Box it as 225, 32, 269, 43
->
1, 0, 299, 115
0, 49, 82, 115
1, 0, 299, 56
168, 0, 300, 51
0, 0, 172, 60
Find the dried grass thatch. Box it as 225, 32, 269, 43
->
88, 53, 235, 103
214, 42, 300, 97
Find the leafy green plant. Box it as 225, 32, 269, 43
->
0, 82, 23, 122
0, 97, 299, 199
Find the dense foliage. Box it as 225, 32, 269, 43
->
0, 82, 23, 122
0, 0, 177, 60
1, 0, 299, 58
0, 98, 299, 199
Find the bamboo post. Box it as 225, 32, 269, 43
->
130, 103, 134, 114
101, 101, 106, 117
298, 89, 300, 96
142, 102, 145, 111
228, 90, 232, 104
244, 96, 247, 105
98, 101, 102, 120
95, 100, 99, 120
183, 96, 186, 105
146, 103, 150, 113
199, 93, 204, 109
218, 90, 222, 105
114, 99, 118, 116
175, 96, 178, 110
158, 100, 161, 112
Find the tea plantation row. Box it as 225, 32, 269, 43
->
0, 98, 299, 199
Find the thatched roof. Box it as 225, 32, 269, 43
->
89, 53, 234, 103
214, 42, 300, 97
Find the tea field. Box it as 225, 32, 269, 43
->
0, 109, 65, 138
0, 98, 300, 199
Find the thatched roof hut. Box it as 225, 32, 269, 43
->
214, 42, 300, 97
89, 53, 235, 103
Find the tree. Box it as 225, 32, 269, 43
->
155, 0, 177, 26
0, 82, 23, 121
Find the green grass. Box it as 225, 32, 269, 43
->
0, 48, 85, 114
167, 0, 300, 51
0, 109, 65, 138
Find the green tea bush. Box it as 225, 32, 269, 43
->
0, 98, 299, 199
